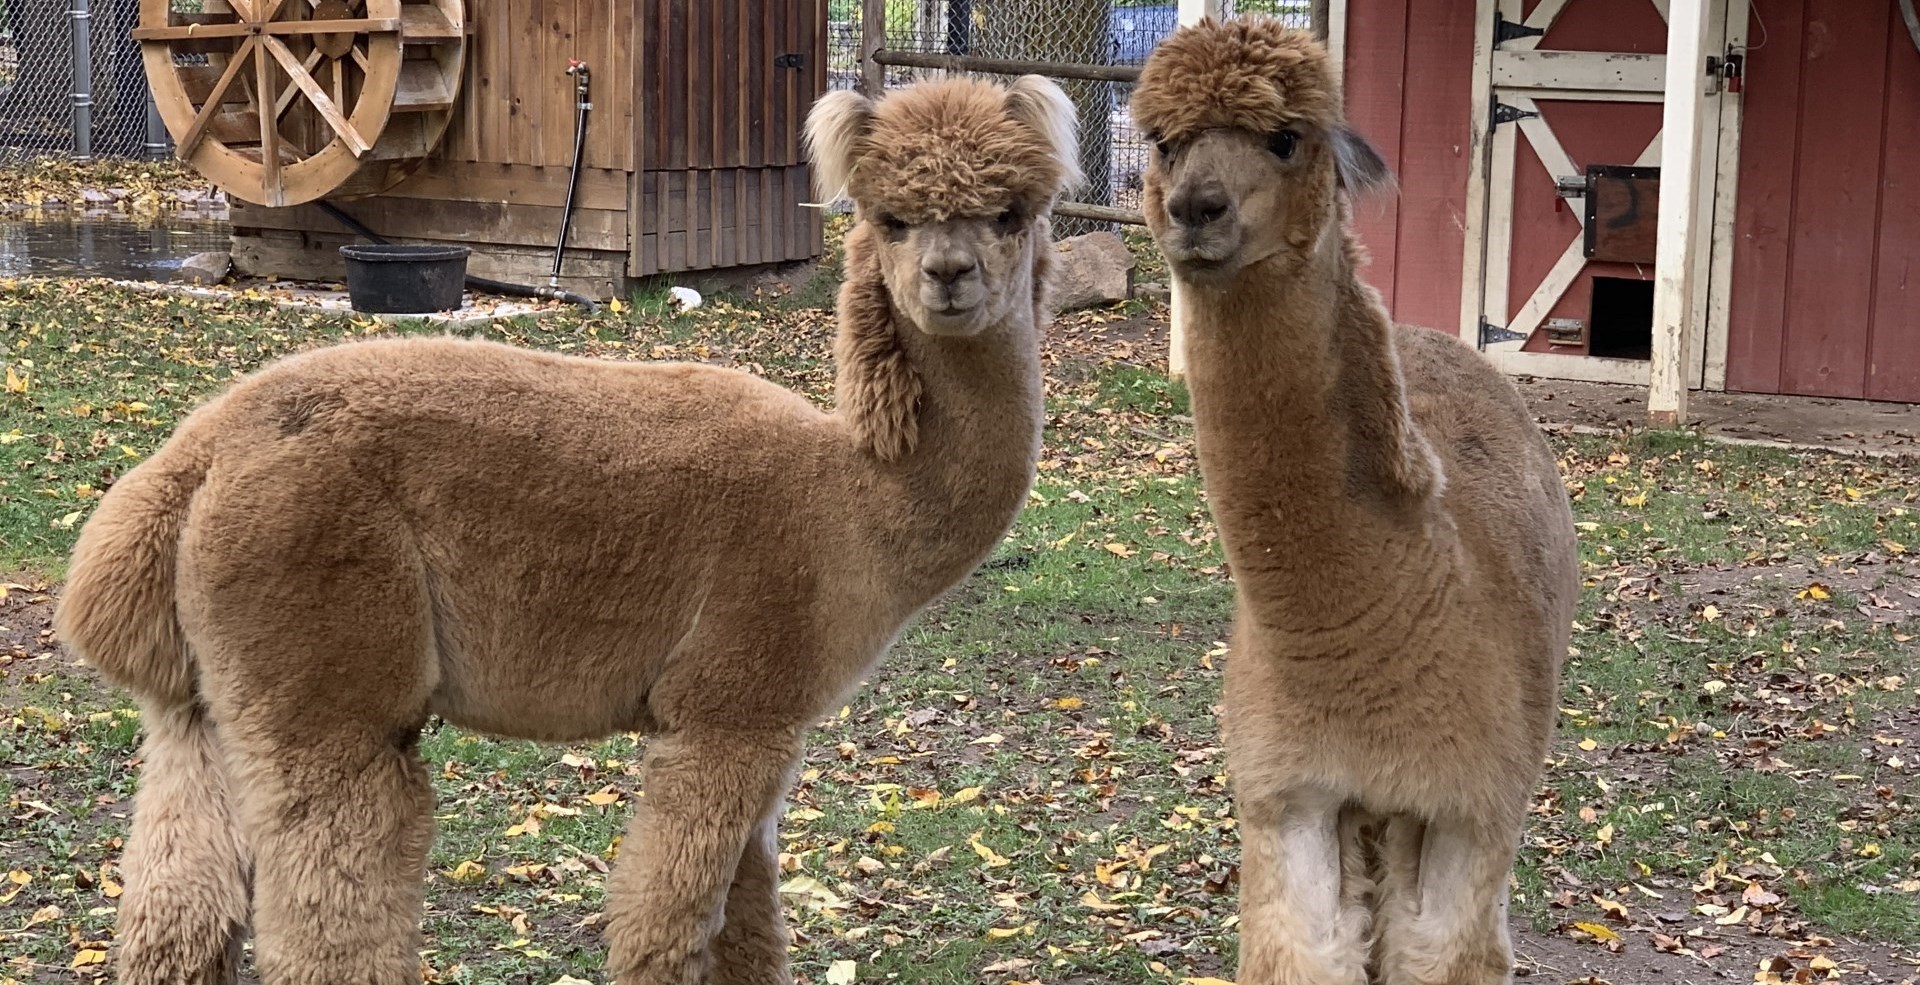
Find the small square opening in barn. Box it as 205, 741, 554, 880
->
1588, 276, 1654, 361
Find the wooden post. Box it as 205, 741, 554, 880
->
860, 0, 885, 94
1166, 0, 1222, 381
1647, 0, 1715, 427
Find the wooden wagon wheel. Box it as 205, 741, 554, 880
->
136, 0, 465, 207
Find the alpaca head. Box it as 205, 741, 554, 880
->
806, 76, 1080, 336
1130, 18, 1392, 284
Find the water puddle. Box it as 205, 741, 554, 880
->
0, 217, 231, 281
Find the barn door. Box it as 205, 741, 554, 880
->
631, 0, 825, 276
1460, 0, 1734, 386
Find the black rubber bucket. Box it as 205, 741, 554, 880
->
339, 244, 470, 314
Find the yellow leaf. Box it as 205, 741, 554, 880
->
825, 960, 856, 985
1700, 604, 1720, 623
1104, 542, 1138, 558
100, 878, 122, 898
608, 298, 627, 314
1577, 738, 1598, 752
71, 949, 107, 969
1798, 582, 1832, 601
906, 787, 941, 809
584, 786, 622, 806
1080, 890, 1126, 911
0, 430, 24, 444
1052, 697, 1083, 710
1571, 922, 1620, 943
1595, 823, 1614, 847
4, 365, 28, 393
968, 830, 1010, 867
1593, 895, 1628, 919
444, 860, 487, 884
1714, 905, 1749, 925
949, 786, 983, 804
985, 921, 1035, 939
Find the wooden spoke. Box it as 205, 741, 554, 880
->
263, 34, 370, 155
349, 44, 369, 70
264, 17, 401, 34
175, 36, 258, 158
254, 41, 282, 205
132, 22, 253, 40
273, 44, 328, 119
331, 55, 346, 113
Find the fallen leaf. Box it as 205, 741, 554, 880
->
825, 960, 856, 985
1571, 921, 1620, 943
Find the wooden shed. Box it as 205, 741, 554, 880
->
135, 0, 829, 296
1334, 0, 1920, 414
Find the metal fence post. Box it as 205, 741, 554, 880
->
68, 0, 94, 159
145, 91, 171, 159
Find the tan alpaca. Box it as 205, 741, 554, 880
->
1131, 20, 1578, 985
54, 75, 1079, 985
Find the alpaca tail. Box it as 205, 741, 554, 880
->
55, 430, 212, 710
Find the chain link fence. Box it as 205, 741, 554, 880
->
827, 0, 1315, 224
1, 0, 164, 160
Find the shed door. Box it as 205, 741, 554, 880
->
631, 0, 825, 275
1463, 0, 1730, 386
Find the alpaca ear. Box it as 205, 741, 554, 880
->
1004, 74, 1083, 196
1331, 123, 1394, 197
805, 89, 874, 204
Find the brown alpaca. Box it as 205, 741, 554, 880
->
1131, 20, 1578, 985
54, 75, 1079, 985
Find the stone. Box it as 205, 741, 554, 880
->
1048, 231, 1134, 312
177, 251, 232, 286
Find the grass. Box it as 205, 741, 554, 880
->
1, 262, 1917, 983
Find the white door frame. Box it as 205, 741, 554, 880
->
1450, 0, 1743, 388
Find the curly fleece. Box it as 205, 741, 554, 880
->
848, 78, 1068, 223
1129, 17, 1341, 142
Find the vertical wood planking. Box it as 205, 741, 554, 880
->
1724, 0, 1803, 393
1386, 0, 1473, 331
1777, 0, 1887, 399
1867, 4, 1920, 402
508, 0, 545, 165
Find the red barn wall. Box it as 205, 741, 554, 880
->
1725, 0, 1920, 402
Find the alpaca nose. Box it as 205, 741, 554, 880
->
921, 250, 979, 286
1168, 185, 1231, 228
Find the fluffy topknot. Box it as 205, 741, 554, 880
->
805, 76, 1079, 224
1129, 18, 1341, 142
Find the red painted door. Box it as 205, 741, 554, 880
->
1725, 0, 1920, 401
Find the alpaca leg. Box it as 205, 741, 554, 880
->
1235, 790, 1370, 985
1372, 814, 1518, 985
605, 728, 802, 985
226, 725, 436, 985
706, 810, 793, 985
115, 702, 251, 985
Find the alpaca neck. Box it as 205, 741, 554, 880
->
834, 243, 1045, 603
1180, 227, 1443, 591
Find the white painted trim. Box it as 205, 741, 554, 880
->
1488, 349, 1654, 385
1457, 0, 1502, 345
1328, 0, 1349, 74
1684, 0, 1730, 387
1702, 0, 1747, 391
1490, 239, 1587, 349
1524, 0, 1573, 30
1492, 50, 1666, 93
1649, 0, 1671, 22
1481, 103, 1519, 338
1512, 99, 1581, 201
1497, 87, 1666, 103
1166, 0, 1223, 380
1647, 0, 1715, 424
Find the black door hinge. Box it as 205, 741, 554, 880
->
1480, 317, 1526, 346
1493, 11, 1545, 47
774, 53, 805, 69
1491, 99, 1539, 132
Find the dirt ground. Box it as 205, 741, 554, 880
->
1516, 378, 1920, 458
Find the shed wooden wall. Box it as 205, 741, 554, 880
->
230, 0, 825, 289
1725, 0, 1920, 402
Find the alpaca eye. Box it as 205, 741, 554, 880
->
1155, 139, 1175, 160
1269, 129, 1300, 160
995, 208, 1021, 230
879, 214, 907, 231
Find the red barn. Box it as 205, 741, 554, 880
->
1333, 0, 1919, 417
